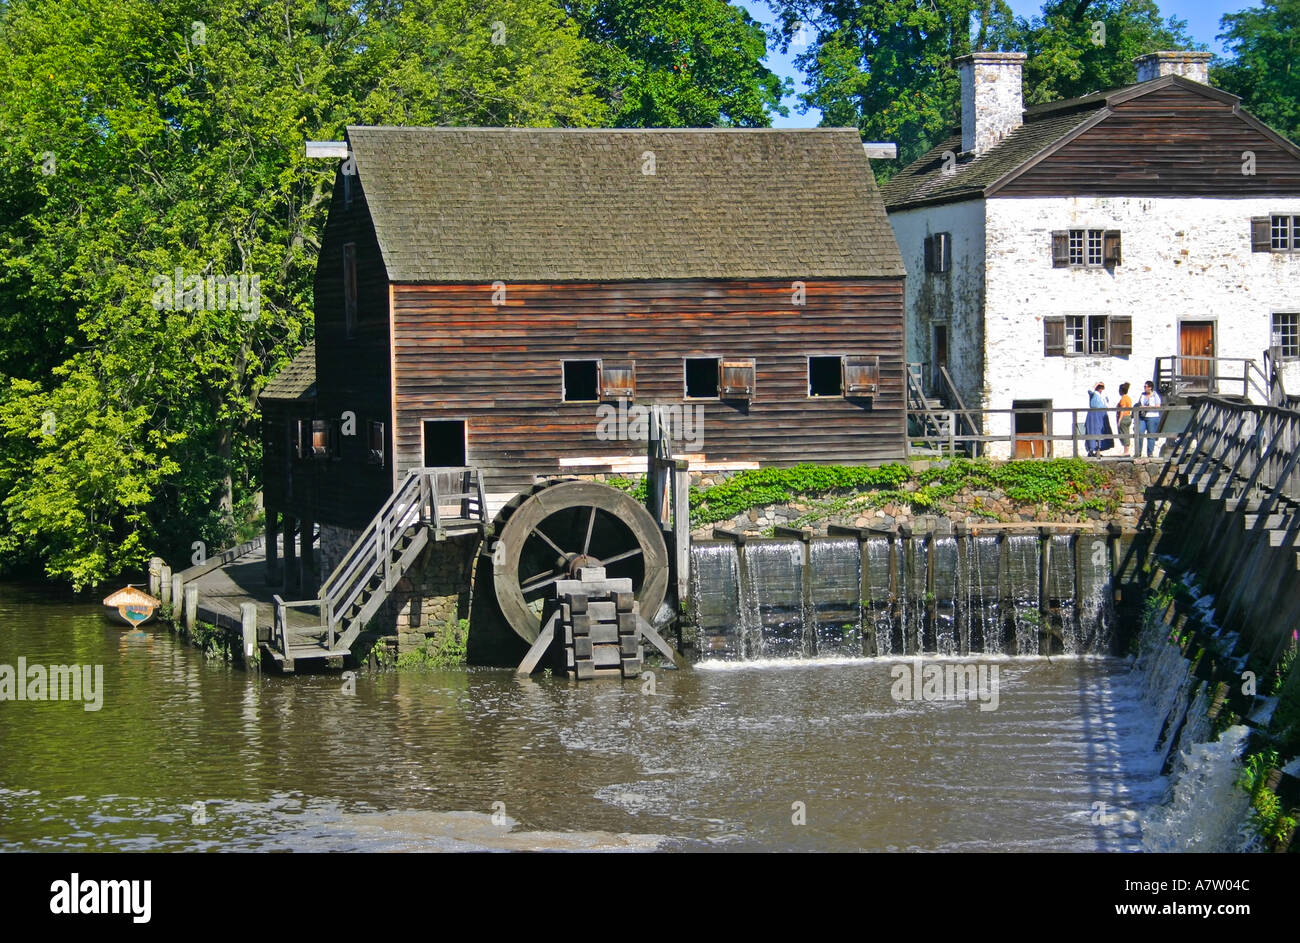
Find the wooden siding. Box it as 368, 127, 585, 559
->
389, 280, 906, 493
1001, 87, 1300, 197
301, 168, 394, 529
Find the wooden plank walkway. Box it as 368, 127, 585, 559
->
186, 541, 320, 641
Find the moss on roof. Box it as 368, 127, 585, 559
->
346, 126, 906, 282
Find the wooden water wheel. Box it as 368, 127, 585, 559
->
490, 480, 669, 643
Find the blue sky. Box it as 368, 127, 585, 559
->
737, 0, 1248, 128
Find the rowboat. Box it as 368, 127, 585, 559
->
102, 586, 161, 627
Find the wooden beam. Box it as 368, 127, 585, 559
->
516, 612, 559, 675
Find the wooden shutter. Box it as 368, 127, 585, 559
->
296, 418, 311, 459
842, 355, 880, 396
923, 235, 935, 273
719, 359, 756, 399
1051, 232, 1070, 267
1103, 230, 1122, 266
1110, 316, 1133, 355
1251, 216, 1272, 252
936, 233, 951, 272
343, 242, 357, 333
1044, 316, 1066, 356
599, 360, 635, 400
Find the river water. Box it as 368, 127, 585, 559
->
0, 583, 1214, 852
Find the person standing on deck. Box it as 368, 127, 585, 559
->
1085, 383, 1114, 457
1116, 382, 1133, 456
1137, 380, 1163, 459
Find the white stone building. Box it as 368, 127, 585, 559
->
882, 51, 1300, 458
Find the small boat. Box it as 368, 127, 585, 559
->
102, 586, 161, 627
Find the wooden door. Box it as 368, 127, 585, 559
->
1180, 322, 1215, 391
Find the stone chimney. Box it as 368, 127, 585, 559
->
1134, 51, 1212, 85
954, 52, 1027, 157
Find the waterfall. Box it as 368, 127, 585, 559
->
691, 530, 1119, 661
1004, 536, 1040, 655
809, 538, 862, 656
965, 535, 1002, 654
1140, 726, 1257, 852
1046, 535, 1076, 654
689, 541, 743, 659
865, 538, 893, 657
744, 540, 805, 658
932, 537, 959, 655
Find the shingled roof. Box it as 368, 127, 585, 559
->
259, 342, 316, 402
880, 107, 1104, 210
345, 126, 905, 282
880, 74, 1261, 211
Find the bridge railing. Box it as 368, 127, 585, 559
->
906, 405, 1175, 458
1172, 397, 1300, 505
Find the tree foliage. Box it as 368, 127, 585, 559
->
767, 0, 1197, 173
565, 0, 787, 126
0, 0, 605, 588
1214, 0, 1300, 144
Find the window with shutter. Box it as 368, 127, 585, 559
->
1103, 230, 1122, 266
1251, 217, 1272, 252
1110, 316, 1132, 355
599, 360, 635, 400
718, 359, 756, 399
936, 232, 951, 272
1044, 316, 1066, 356
343, 242, 357, 336
843, 355, 880, 396
1051, 232, 1070, 268
923, 235, 935, 272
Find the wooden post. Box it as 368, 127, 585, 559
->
171, 573, 185, 622
265, 509, 280, 586
954, 522, 970, 656
148, 557, 163, 596
283, 515, 298, 594
240, 602, 260, 671
300, 518, 315, 594
183, 585, 198, 632
672, 462, 690, 611
859, 537, 873, 657
159, 564, 172, 606
1038, 528, 1051, 655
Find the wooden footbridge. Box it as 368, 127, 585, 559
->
1167, 396, 1300, 563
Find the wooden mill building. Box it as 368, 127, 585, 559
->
259, 126, 906, 590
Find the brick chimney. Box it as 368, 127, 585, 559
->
954, 52, 1027, 157
1134, 51, 1212, 85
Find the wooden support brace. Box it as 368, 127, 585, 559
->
516, 612, 559, 676
637, 615, 685, 668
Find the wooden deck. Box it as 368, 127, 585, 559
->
185, 541, 320, 643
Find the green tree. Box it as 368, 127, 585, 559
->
1214, 0, 1300, 144
565, 0, 788, 126
768, 0, 1195, 173
0, 0, 604, 588
1012, 0, 1200, 107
